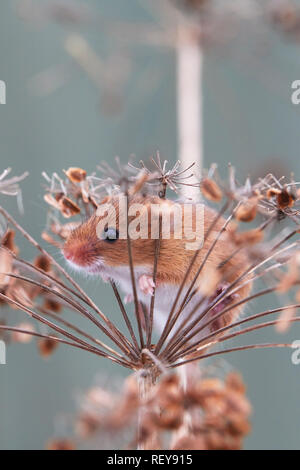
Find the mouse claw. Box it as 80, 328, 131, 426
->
124, 294, 133, 304
139, 274, 155, 296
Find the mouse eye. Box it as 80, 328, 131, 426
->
103, 227, 119, 242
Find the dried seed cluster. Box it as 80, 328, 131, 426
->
47, 370, 251, 450
0, 160, 299, 450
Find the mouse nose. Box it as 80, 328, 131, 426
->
63, 249, 73, 261
63, 240, 92, 267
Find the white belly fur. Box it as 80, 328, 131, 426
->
100, 264, 210, 342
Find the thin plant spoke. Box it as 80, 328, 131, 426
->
170, 343, 294, 368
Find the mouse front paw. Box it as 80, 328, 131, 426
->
138, 274, 155, 296
124, 293, 133, 304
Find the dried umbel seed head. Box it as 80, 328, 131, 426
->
235, 199, 257, 222
201, 178, 223, 202
146, 405, 184, 431
65, 167, 87, 183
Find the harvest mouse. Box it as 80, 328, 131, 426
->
62, 194, 251, 342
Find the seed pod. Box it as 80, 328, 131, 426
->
1, 229, 18, 255
59, 196, 81, 218
235, 199, 257, 222
277, 189, 294, 209
44, 193, 81, 217
231, 228, 263, 247
75, 412, 101, 437
65, 167, 87, 183
225, 373, 246, 394
43, 297, 62, 313
34, 254, 51, 272
277, 260, 298, 293
55, 192, 64, 202
44, 193, 61, 210
266, 188, 281, 199
37, 337, 59, 358
276, 307, 296, 333
0, 249, 12, 288
201, 178, 222, 202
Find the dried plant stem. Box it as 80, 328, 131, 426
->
126, 195, 145, 349
177, 21, 203, 200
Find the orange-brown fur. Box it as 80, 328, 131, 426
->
63, 195, 252, 335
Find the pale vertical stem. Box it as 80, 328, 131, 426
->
176, 25, 203, 200
137, 368, 158, 450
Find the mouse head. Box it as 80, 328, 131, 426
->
62, 194, 159, 273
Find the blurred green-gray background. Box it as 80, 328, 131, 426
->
0, 0, 300, 449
